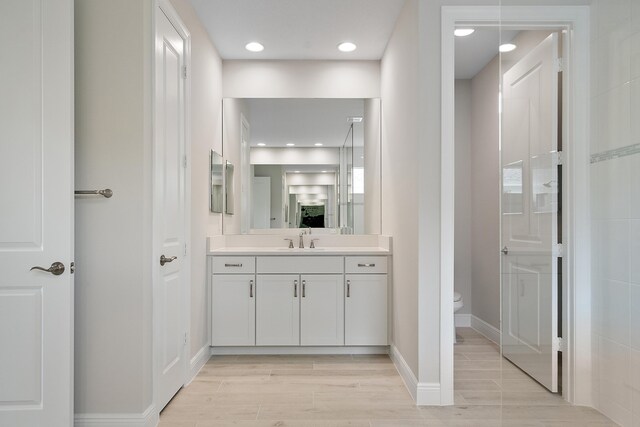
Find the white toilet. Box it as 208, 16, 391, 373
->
453, 291, 464, 344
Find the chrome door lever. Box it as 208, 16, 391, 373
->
30, 262, 65, 276
501, 246, 509, 255
160, 255, 177, 266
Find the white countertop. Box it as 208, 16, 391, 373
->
207, 247, 391, 256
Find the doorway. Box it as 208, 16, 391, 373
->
441, 5, 591, 406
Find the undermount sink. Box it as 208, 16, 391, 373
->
275, 247, 326, 251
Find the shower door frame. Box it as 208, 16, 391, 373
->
440, 5, 591, 407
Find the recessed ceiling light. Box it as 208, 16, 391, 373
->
286, 143, 295, 147
314, 143, 323, 147
257, 142, 266, 147
499, 43, 517, 53
454, 28, 475, 37
338, 42, 357, 52
245, 42, 264, 52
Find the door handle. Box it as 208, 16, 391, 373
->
30, 262, 65, 276
294, 280, 298, 297
302, 280, 306, 298
346, 279, 351, 297
501, 246, 509, 255
160, 255, 177, 266
250, 279, 254, 298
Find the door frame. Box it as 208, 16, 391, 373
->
152, 0, 192, 412
440, 5, 591, 406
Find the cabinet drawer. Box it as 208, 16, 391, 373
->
212, 256, 255, 274
257, 256, 343, 274
345, 256, 387, 274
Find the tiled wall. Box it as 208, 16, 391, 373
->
591, 0, 640, 425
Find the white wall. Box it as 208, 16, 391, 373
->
74, 0, 153, 414
364, 99, 382, 234
590, 0, 640, 425
455, 80, 472, 316
168, 0, 223, 371
223, 60, 381, 98
381, 0, 420, 378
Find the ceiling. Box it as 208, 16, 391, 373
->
247, 99, 364, 147
455, 28, 519, 79
188, 0, 406, 60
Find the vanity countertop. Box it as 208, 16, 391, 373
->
207, 247, 391, 256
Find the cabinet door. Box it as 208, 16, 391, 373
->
300, 274, 344, 346
211, 274, 255, 346
256, 275, 300, 346
345, 274, 388, 345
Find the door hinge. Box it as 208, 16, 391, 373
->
554, 243, 564, 257
70, 262, 75, 274
184, 332, 188, 346
553, 337, 565, 352
184, 243, 187, 256
182, 65, 187, 79
183, 156, 187, 168
555, 151, 564, 166
554, 57, 564, 73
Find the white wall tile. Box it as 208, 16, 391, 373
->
594, 27, 631, 96
600, 220, 631, 282
596, 84, 632, 152
632, 154, 640, 219
601, 279, 630, 345
632, 222, 640, 285
631, 32, 640, 81
591, 157, 631, 220
631, 79, 640, 148
631, 284, 640, 351
599, 337, 633, 425
598, 0, 632, 37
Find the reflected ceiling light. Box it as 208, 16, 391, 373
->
286, 143, 295, 146
245, 42, 264, 52
347, 116, 363, 123
314, 143, 323, 146
454, 28, 475, 37
499, 43, 517, 53
257, 142, 266, 147
337, 42, 357, 52
321, 171, 328, 173
294, 171, 301, 173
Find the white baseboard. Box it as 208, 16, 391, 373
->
471, 315, 501, 345
389, 344, 418, 402
389, 344, 442, 406
75, 404, 158, 427
187, 344, 210, 385
455, 313, 471, 327
210, 346, 388, 355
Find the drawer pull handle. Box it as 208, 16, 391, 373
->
225, 263, 243, 267
294, 280, 298, 297
302, 280, 306, 298
357, 263, 375, 267
347, 279, 351, 297
250, 280, 254, 298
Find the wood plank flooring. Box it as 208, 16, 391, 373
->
159, 328, 616, 426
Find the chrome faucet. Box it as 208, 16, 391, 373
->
299, 231, 306, 248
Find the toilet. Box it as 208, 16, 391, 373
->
453, 291, 464, 344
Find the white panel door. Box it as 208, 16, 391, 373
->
252, 176, 271, 229
501, 33, 561, 392
345, 275, 388, 346
0, 0, 73, 425
155, 8, 187, 411
300, 275, 344, 346
256, 275, 300, 346
211, 274, 255, 346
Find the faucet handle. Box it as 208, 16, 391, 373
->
284, 238, 294, 249
310, 239, 319, 249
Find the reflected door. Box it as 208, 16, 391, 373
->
501, 33, 562, 392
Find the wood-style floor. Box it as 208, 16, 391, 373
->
158, 328, 615, 426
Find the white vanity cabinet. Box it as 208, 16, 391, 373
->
256, 274, 299, 345
300, 274, 344, 345
210, 257, 256, 346
345, 257, 388, 346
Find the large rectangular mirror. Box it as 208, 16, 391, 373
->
225, 160, 234, 215
222, 98, 381, 235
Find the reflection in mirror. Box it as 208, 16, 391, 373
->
225, 161, 234, 215
210, 150, 223, 213
502, 160, 523, 214
222, 98, 381, 235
